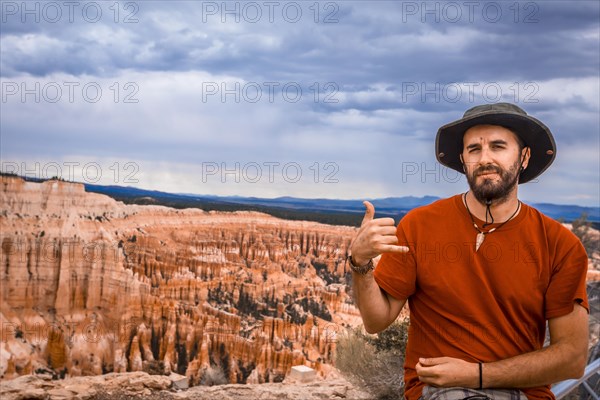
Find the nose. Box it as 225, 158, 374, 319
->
477, 146, 494, 165
464, 146, 495, 176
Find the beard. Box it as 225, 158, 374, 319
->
466, 158, 521, 204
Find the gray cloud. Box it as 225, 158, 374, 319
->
1, 0, 598, 206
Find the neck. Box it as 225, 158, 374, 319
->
464, 190, 521, 223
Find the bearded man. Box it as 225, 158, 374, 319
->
348, 103, 589, 400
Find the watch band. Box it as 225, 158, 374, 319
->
347, 255, 374, 275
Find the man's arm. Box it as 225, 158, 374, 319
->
350, 201, 408, 334
415, 303, 589, 387
353, 270, 406, 334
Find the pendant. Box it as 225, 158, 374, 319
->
475, 232, 485, 252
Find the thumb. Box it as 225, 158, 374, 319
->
419, 357, 444, 366
361, 201, 375, 227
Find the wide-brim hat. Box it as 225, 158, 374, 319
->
435, 103, 556, 184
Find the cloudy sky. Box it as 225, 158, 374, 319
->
1, 1, 598, 206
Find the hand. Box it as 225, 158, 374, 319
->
350, 201, 409, 266
416, 357, 479, 388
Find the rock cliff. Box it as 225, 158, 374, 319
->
0, 176, 362, 385
0, 370, 373, 400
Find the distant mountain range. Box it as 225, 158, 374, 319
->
81, 182, 600, 227
4, 173, 597, 226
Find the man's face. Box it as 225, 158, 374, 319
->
461, 125, 529, 203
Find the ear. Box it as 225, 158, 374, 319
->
459, 154, 465, 172
521, 147, 531, 169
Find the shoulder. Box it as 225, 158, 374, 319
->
524, 203, 582, 246
402, 195, 460, 222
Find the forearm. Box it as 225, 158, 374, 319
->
352, 271, 404, 334
483, 341, 587, 388
417, 343, 587, 389
484, 305, 588, 388
417, 305, 589, 389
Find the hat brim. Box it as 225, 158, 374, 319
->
435, 110, 556, 184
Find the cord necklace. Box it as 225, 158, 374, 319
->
463, 192, 521, 252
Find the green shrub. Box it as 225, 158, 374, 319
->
571, 214, 599, 264
335, 319, 409, 400
365, 318, 409, 354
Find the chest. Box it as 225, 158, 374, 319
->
414, 233, 551, 314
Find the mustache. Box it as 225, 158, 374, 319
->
475, 165, 502, 176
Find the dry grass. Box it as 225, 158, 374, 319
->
335, 320, 407, 400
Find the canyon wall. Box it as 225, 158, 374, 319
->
0, 176, 362, 384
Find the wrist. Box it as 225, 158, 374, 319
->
347, 255, 374, 275
350, 255, 368, 267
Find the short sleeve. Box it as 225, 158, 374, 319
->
373, 222, 417, 301
545, 239, 589, 319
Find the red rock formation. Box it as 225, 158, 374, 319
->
0, 176, 361, 384
0, 370, 373, 400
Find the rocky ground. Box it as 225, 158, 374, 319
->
0, 371, 374, 400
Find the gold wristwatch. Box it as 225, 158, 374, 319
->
347, 255, 374, 275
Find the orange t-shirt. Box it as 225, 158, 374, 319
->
374, 195, 589, 400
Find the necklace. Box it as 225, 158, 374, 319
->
463, 192, 521, 252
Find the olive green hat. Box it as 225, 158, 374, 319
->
435, 102, 556, 183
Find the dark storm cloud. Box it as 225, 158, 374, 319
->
0, 1, 598, 205
1, 1, 598, 83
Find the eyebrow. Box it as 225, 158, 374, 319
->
465, 139, 508, 150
